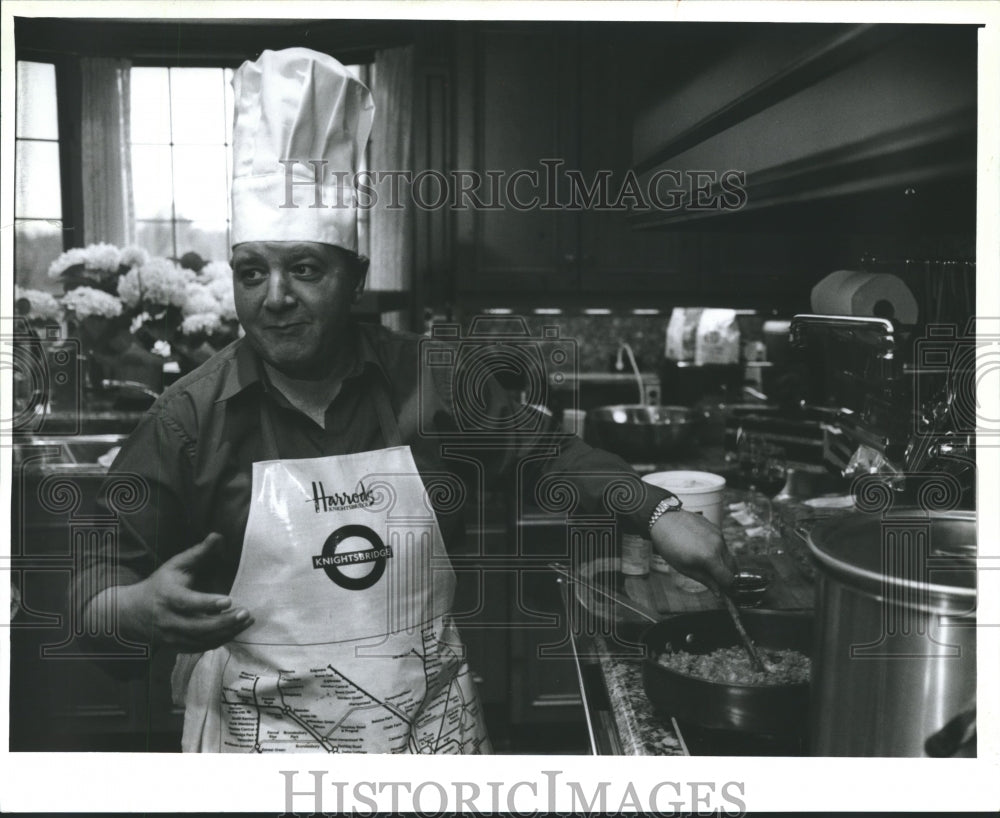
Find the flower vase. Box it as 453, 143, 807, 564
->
70, 315, 109, 409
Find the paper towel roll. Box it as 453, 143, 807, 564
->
810, 270, 918, 324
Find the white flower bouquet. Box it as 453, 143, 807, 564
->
181, 282, 221, 318
48, 242, 150, 295
180, 312, 224, 337
14, 286, 64, 324
61, 286, 124, 321
118, 257, 194, 311
199, 260, 232, 282
178, 261, 239, 348
118, 258, 204, 357
46, 242, 240, 378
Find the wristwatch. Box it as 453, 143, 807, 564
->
648, 494, 683, 534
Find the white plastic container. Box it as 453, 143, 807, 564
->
642, 470, 726, 527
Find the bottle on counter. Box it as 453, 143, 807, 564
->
620, 532, 651, 576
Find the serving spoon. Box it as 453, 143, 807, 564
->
551, 561, 771, 675
722, 593, 768, 674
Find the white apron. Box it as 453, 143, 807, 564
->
172, 379, 491, 753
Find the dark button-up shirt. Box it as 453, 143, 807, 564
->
81, 322, 669, 609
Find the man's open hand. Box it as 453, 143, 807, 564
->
89, 533, 254, 652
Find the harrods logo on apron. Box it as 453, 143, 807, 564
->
172, 379, 490, 753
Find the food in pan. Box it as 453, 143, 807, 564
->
655, 645, 811, 686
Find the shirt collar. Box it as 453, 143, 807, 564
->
215, 323, 387, 404
214, 338, 260, 403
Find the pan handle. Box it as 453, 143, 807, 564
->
548, 562, 660, 624
924, 706, 976, 757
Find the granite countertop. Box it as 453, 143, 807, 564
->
568, 485, 853, 755
590, 632, 687, 755
18, 409, 146, 436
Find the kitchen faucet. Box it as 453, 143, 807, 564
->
100, 379, 161, 402
614, 342, 645, 404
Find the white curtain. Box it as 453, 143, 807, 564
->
370, 47, 415, 331
80, 57, 134, 246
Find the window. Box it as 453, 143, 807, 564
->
15, 61, 64, 293
129, 62, 372, 265
130, 66, 235, 262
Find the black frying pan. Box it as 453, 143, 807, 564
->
641, 609, 813, 737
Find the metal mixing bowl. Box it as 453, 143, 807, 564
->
586, 404, 698, 462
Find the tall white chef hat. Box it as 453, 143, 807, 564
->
230, 48, 374, 251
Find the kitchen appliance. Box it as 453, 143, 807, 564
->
790, 314, 912, 468
789, 313, 976, 508
720, 404, 830, 468
585, 404, 698, 463
641, 609, 813, 738
807, 510, 976, 756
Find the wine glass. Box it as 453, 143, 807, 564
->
736, 431, 788, 552
756, 443, 788, 554
753, 442, 788, 498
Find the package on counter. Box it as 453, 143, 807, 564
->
694, 308, 741, 366
665, 307, 704, 362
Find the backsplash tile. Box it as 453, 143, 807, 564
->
520, 313, 667, 373
444, 310, 669, 373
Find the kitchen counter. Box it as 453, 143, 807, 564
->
17, 409, 146, 436
560, 487, 847, 755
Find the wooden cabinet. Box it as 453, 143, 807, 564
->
575, 31, 708, 296
454, 488, 587, 750
631, 23, 978, 228
454, 24, 580, 294
10, 467, 183, 751
440, 21, 976, 309
453, 24, 701, 299
506, 543, 586, 726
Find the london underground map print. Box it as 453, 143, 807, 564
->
217, 624, 488, 753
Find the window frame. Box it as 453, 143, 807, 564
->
14, 53, 84, 254
128, 60, 374, 262
130, 64, 237, 261
15, 18, 386, 261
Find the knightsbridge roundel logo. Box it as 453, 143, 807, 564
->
313, 525, 393, 590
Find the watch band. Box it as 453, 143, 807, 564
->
648, 494, 683, 534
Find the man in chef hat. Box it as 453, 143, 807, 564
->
82, 48, 736, 753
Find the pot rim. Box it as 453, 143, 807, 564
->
806, 509, 977, 608
588, 404, 696, 422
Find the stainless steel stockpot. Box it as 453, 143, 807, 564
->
807, 510, 976, 756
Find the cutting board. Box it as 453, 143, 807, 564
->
573, 553, 814, 627
627, 553, 813, 614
